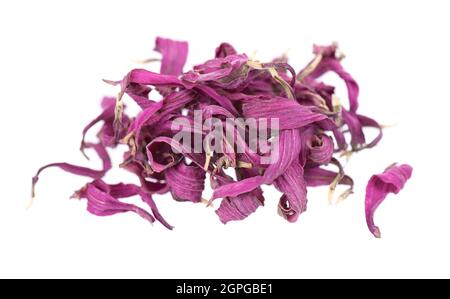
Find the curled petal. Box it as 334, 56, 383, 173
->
107, 182, 172, 229
242, 97, 327, 130
165, 161, 206, 202
154, 37, 188, 76
365, 164, 413, 238
306, 133, 334, 164
274, 161, 307, 222
215, 42, 237, 58
304, 167, 353, 187
213, 170, 264, 224
342, 109, 365, 149
32, 143, 111, 198
146, 136, 206, 172
127, 101, 163, 142
211, 129, 301, 200
81, 181, 155, 224
79, 97, 115, 158
306, 44, 360, 113
216, 191, 263, 224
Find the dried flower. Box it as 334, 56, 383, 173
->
32, 37, 412, 237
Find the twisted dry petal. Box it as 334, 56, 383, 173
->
211, 129, 301, 200
307, 45, 360, 113
365, 164, 413, 238
107, 182, 173, 229
154, 37, 188, 76
32, 143, 111, 198
80, 97, 115, 158
127, 101, 163, 142
79, 181, 156, 225
357, 114, 383, 150
146, 136, 206, 172
242, 97, 327, 130
304, 167, 353, 187
215, 191, 263, 224
183, 54, 248, 84
213, 170, 264, 224
215, 42, 237, 58
165, 161, 206, 202
274, 161, 307, 222
306, 133, 334, 164
342, 109, 366, 149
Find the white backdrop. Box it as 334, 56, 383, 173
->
1, 0, 449, 278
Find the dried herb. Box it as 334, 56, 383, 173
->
32, 37, 412, 237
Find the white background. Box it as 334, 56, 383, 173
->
1, 0, 449, 278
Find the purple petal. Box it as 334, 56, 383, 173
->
154, 37, 188, 76
215, 42, 237, 58
165, 161, 206, 202
242, 97, 327, 130
274, 161, 307, 222
304, 167, 353, 187
365, 164, 413, 238
77, 181, 156, 225
32, 143, 111, 198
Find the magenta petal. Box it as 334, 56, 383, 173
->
107, 182, 173, 229
32, 143, 111, 197
215, 42, 237, 58
274, 161, 307, 222
80, 181, 155, 224
216, 192, 262, 224
365, 164, 413, 238
242, 97, 327, 130
154, 37, 188, 76
213, 170, 264, 224
127, 101, 163, 141
165, 161, 206, 202
304, 167, 353, 187
80, 97, 115, 155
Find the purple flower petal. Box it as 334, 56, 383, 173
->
154, 37, 188, 76
242, 97, 327, 130
32, 143, 111, 198
365, 164, 413, 238
166, 160, 206, 202
215, 42, 237, 58
274, 161, 307, 222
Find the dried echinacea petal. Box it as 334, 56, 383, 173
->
32, 37, 411, 237
365, 164, 413, 238
32, 142, 111, 199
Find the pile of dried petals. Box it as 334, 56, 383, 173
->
32, 37, 412, 237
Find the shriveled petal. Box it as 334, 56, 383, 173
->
215, 42, 237, 58
216, 191, 262, 224
107, 182, 173, 229
146, 136, 206, 172
32, 143, 111, 198
242, 97, 327, 130
165, 161, 206, 202
306, 133, 334, 164
305, 44, 360, 113
213, 169, 264, 223
154, 37, 188, 76
182, 54, 248, 84
80, 97, 115, 157
78, 181, 156, 225
365, 164, 413, 238
304, 167, 353, 187
211, 129, 301, 200
342, 109, 365, 149
274, 161, 307, 222
127, 101, 163, 142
